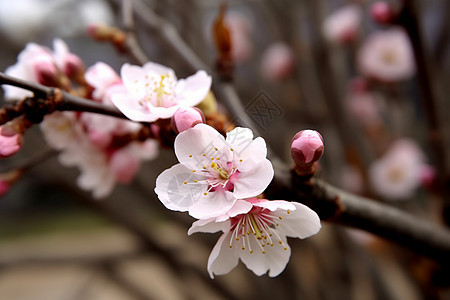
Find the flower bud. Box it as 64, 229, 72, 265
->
370, 2, 395, 24
34, 57, 59, 86
63, 53, 85, 80
291, 129, 324, 171
171, 107, 205, 134
0, 180, 9, 197
0, 126, 23, 158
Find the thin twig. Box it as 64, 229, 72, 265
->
121, 0, 149, 64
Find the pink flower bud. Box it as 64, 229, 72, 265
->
291, 130, 324, 167
88, 130, 112, 149
370, 2, 394, 24
63, 53, 85, 79
420, 164, 436, 188
171, 107, 205, 134
34, 57, 59, 86
0, 126, 22, 158
0, 180, 10, 197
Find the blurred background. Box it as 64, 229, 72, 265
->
0, 0, 449, 299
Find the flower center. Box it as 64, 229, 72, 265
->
142, 73, 176, 108
228, 208, 290, 254
183, 145, 245, 196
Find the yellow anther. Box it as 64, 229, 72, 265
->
279, 216, 283, 220
262, 251, 266, 254
203, 192, 207, 195
230, 148, 234, 151
270, 243, 274, 246
229, 245, 232, 248
194, 180, 198, 183
210, 162, 216, 168
214, 147, 218, 151
211, 157, 214, 160
239, 159, 243, 162
236, 237, 240, 241
202, 154, 206, 156
203, 166, 206, 169
192, 170, 196, 173
284, 248, 287, 250
189, 154, 192, 157
183, 181, 187, 184
278, 240, 282, 244
242, 247, 245, 250
250, 250, 253, 254
216, 157, 220, 160
287, 210, 291, 214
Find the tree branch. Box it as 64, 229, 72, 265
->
270, 173, 450, 265
0, 72, 128, 125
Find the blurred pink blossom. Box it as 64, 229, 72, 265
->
358, 28, 416, 82
369, 139, 426, 200
322, 4, 362, 44
260, 42, 295, 81
3, 39, 81, 100
346, 91, 384, 127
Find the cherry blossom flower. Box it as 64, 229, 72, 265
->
357, 28, 415, 82
3, 38, 82, 100
323, 4, 362, 43
39, 62, 159, 199
369, 139, 426, 200
111, 62, 211, 122
155, 124, 274, 219
188, 198, 321, 278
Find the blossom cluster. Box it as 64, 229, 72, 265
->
155, 124, 321, 277
1, 38, 321, 278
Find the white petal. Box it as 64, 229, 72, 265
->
225, 127, 254, 154
154, 164, 208, 212
208, 231, 240, 278
189, 190, 236, 219
253, 200, 296, 212
235, 137, 268, 173
274, 202, 321, 239
111, 92, 158, 122
174, 124, 231, 170
175, 70, 212, 107
120, 63, 147, 100
215, 199, 253, 222
233, 159, 274, 199
240, 235, 291, 277
188, 218, 230, 235
143, 61, 176, 78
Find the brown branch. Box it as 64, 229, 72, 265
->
0, 72, 128, 125
120, 0, 149, 65
269, 173, 450, 265
399, 0, 450, 222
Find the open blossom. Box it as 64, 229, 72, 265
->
39, 62, 159, 199
323, 4, 362, 43
369, 139, 426, 200
358, 28, 415, 82
155, 124, 274, 219
111, 62, 211, 122
188, 198, 321, 278
3, 39, 80, 100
